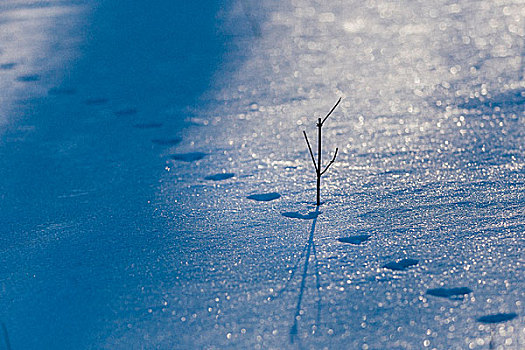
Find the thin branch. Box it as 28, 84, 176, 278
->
320, 97, 342, 126
303, 131, 318, 172
321, 148, 338, 175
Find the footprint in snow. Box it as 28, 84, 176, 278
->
133, 122, 163, 129
383, 258, 419, 271
281, 211, 320, 220
171, 152, 207, 162
205, 173, 235, 181
426, 287, 472, 299
338, 235, 370, 245
48, 87, 76, 95
477, 313, 517, 324
151, 138, 182, 146
0, 62, 17, 70
247, 192, 281, 202
84, 97, 109, 105
114, 108, 137, 116
16, 74, 39, 82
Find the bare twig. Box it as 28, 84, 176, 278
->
320, 97, 342, 126
303, 131, 318, 172
321, 148, 338, 175
302, 97, 342, 205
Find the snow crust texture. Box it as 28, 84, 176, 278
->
0, 0, 523, 349
153, 0, 524, 349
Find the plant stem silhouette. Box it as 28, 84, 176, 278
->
303, 97, 341, 206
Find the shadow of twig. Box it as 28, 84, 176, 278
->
290, 206, 322, 344
311, 235, 322, 325
270, 240, 309, 301
1, 322, 11, 350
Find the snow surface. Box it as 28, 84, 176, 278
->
1, 0, 524, 349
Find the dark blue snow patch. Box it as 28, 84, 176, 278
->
84, 97, 109, 105
205, 173, 235, 181
477, 313, 517, 324
0, 62, 17, 70
338, 235, 370, 245
383, 258, 419, 271
132, 122, 163, 129
426, 287, 472, 298
16, 74, 39, 82
281, 211, 320, 220
288, 96, 308, 103
247, 192, 281, 202
48, 87, 77, 95
151, 138, 182, 146
458, 88, 524, 110
170, 152, 207, 162
114, 108, 138, 116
